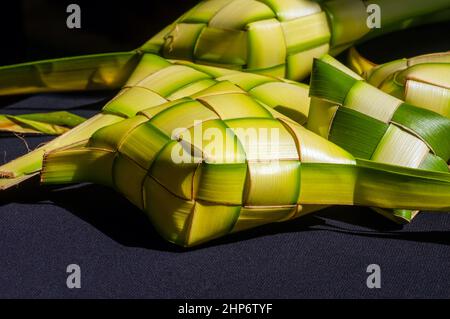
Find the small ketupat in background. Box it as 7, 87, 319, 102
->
142, 0, 450, 80
348, 48, 450, 118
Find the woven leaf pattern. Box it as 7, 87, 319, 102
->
141, 0, 337, 80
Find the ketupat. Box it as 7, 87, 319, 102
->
0, 54, 310, 189
348, 48, 450, 118
307, 55, 450, 223
38, 86, 450, 247
142, 0, 450, 80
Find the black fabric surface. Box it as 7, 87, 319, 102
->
0, 8, 449, 298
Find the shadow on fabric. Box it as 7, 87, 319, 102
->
1, 180, 449, 252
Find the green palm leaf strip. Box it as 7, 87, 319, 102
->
348, 48, 450, 118
0, 111, 86, 135
0, 52, 140, 96
307, 55, 450, 223
38, 90, 450, 247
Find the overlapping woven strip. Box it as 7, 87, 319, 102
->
103, 53, 311, 124
328, 97, 450, 168
309, 59, 450, 168
140, 0, 371, 80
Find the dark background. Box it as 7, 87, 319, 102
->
0, 1, 449, 298
0, 1, 198, 63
